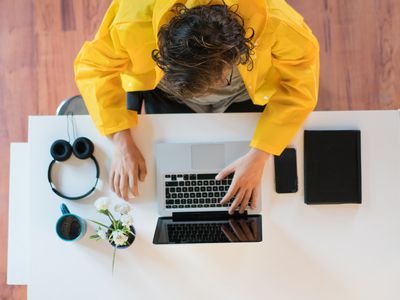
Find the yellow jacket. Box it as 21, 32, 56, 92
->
74, 0, 319, 156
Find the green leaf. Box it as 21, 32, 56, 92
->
105, 210, 117, 223
104, 211, 115, 227
109, 210, 117, 222
89, 234, 99, 239
88, 219, 110, 229
112, 246, 117, 275
124, 228, 135, 236
115, 221, 123, 230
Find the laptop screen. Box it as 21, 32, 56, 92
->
153, 215, 262, 244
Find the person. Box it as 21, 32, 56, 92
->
74, 0, 319, 214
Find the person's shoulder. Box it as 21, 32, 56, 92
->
264, 0, 318, 46
112, 0, 156, 25
265, 0, 305, 27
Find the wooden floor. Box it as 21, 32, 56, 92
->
0, 0, 398, 298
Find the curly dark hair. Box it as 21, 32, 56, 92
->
152, 3, 255, 99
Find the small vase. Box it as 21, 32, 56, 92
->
107, 225, 136, 249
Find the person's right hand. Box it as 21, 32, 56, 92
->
108, 129, 147, 201
221, 219, 258, 242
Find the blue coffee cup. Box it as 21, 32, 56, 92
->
56, 204, 87, 241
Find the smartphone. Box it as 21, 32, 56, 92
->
274, 148, 298, 193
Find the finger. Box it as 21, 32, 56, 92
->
113, 173, 121, 197
250, 220, 258, 239
138, 159, 147, 182
220, 180, 239, 204
221, 224, 239, 242
215, 164, 235, 180
133, 167, 139, 196
239, 189, 252, 214
229, 219, 246, 241
229, 189, 245, 215
239, 219, 255, 241
109, 171, 115, 193
128, 174, 135, 197
120, 174, 129, 201
250, 184, 261, 209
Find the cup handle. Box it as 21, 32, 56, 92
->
61, 203, 70, 215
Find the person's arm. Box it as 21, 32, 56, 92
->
74, 0, 137, 136
218, 18, 319, 213
74, 0, 146, 200
250, 18, 320, 156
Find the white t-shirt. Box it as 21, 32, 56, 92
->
156, 66, 250, 113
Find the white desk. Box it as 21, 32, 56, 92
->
9, 110, 400, 299
7, 143, 30, 285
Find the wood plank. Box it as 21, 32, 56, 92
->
0, 0, 36, 297
287, 0, 400, 109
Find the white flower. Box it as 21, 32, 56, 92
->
111, 230, 128, 246
114, 203, 131, 215
96, 227, 108, 240
120, 214, 134, 228
95, 197, 110, 211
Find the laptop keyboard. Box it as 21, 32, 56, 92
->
167, 223, 230, 243
164, 173, 251, 209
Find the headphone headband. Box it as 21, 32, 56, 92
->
47, 155, 100, 200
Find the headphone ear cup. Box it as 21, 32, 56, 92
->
73, 137, 94, 159
50, 140, 72, 161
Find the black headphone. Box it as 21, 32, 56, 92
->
47, 114, 100, 200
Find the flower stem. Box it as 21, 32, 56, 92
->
112, 246, 117, 275
105, 210, 119, 229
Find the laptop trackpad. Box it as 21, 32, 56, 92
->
191, 144, 225, 170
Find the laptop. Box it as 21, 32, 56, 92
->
153, 141, 262, 244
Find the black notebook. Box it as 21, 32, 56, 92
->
304, 130, 362, 204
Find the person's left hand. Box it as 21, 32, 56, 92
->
216, 148, 271, 214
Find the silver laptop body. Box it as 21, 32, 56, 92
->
156, 141, 262, 216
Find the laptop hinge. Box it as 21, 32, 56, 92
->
172, 211, 248, 221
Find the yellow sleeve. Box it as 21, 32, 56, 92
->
74, 0, 137, 136
250, 20, 320, 156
